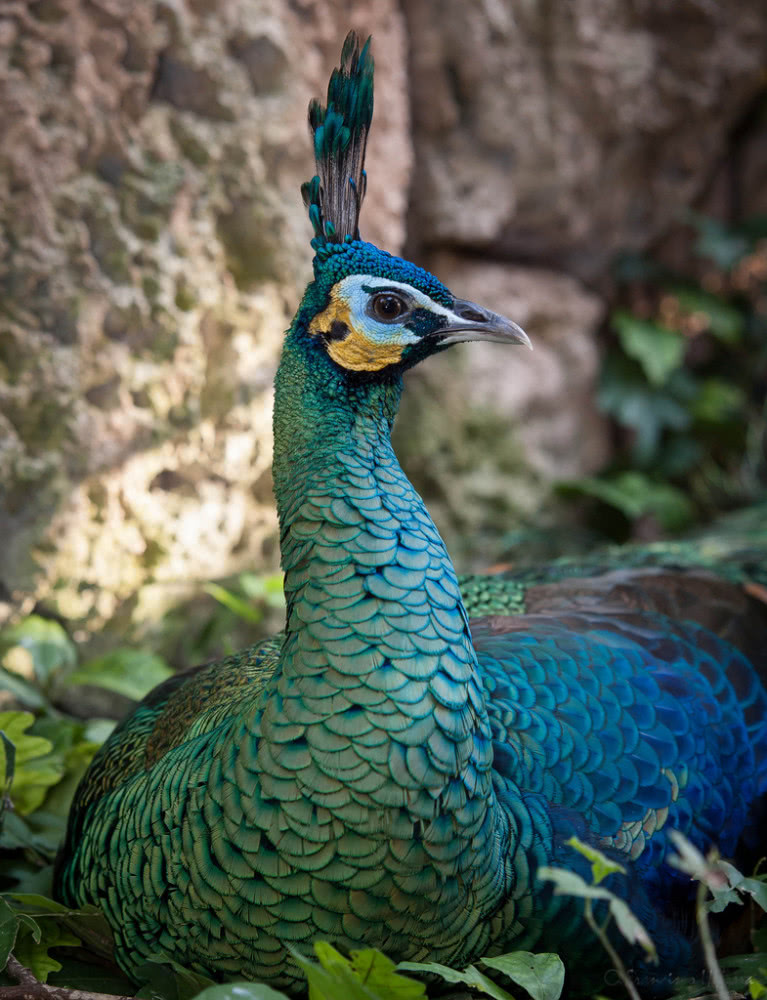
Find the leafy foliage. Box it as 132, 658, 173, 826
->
400, 952, 564, 1000
565, 215, 767, 538
0, 616, 171, 983
539, 839, 657, 965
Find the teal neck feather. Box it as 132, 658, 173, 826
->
262, 310, 510, 950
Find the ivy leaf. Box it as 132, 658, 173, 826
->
238, 573, 286, 610
692, 379, 745, 424
193, 984, 291, 1000
705, 861, 767, 915
0, 617, 76, 686
65, 649, 172, 701
0, 667, 48, 710
0, 896, 19, 970
667, 830, 729, 893
343, 947, 425, 998
290, 943, 426, 1000
613, 312, 685, 386
0, 712, 62, 815
482, 952, 565, 1000
203, 584, 264, 625
566, 836, 625, 886
608, 897, 658, 958
673, 288, 743, 344
538, 866, 657, 960
598, 355, 693, 463
536, 867, 612, 903
13, 912, 80, 982
563, 472, 694, 532
397, 959, 516, 1000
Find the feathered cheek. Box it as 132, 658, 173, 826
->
309, 297, 405, 372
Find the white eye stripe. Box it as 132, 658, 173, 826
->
334, 275, 457, 323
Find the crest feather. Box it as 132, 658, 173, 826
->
301, 32, 373, 250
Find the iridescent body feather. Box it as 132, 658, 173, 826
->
56, 34, 767, 996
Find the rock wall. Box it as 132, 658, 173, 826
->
404, 0, 767, 280
0, 0, 764, 646
0, 0, 408, 638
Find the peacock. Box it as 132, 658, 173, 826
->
55, 33, 767, 996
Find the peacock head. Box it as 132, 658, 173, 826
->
295, 32, 529, 379
298, 240, 528, 376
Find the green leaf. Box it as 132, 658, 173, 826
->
7, 894, 68, 913
0, 712, 62, 815
13, 911, 80, 982
288, 943, 425, 1000
397, 960, 516, 1000
0, 616, 76, 685
204, 584, 264, 625
238, 573, 286, 609
537, 867, 612, 903
538, 866, 656, 961
0, 667, 47, 710
608, 897, 657, 960
344, 947, 425, 999
0, 730, 15, 788
598, 355, 693, 463
667, 830, 729, 892
691, 214, 750, 270
566, 836, 626, 885
673, 288, 744, 344
66, 649, 172, 701
563, 473, 694, 532
0, 896, 19, 970
749, 978, 767, 999
692, 378, 746, 424
708, 861, 767, 915
613, 312, 685, 386
194, 984, 291, 1000
482, 952, 565, 1000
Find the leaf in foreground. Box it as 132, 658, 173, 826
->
538, 866, 657, 960
566, 836, 626, 886
193, 983, 291, 1000
482, 952, 565, 1000
0, 896, 19, 970
0, 712, 62, 815
397, 959, 515, 1000
13, 913, 80, 982
291, 942, 426, 1000
66, 649, 173, 701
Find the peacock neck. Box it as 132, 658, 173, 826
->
264, 325, 498, 837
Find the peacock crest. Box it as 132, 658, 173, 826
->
301, 32, 373, 254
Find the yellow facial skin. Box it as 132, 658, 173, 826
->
308, 288, 406, 372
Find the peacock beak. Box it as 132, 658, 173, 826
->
435, 298, 532, 349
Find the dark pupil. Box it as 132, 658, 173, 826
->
374, 294, 403, 320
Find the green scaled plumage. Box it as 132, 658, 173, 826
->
55, 31, 767, 999
301, 32, 372, 248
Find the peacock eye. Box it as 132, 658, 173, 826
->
370, 292, 407, 323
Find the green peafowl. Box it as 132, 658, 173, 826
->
56, 33, 767, 996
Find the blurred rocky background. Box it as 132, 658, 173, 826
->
1, 0, 765, 660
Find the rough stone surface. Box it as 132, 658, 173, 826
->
404, 0, 767, 281
394, 255, 608, 569
0, 0, 409, 637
